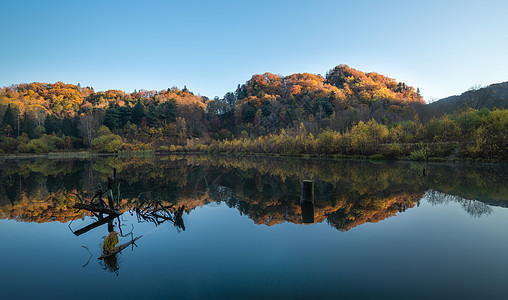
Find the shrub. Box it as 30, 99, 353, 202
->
410, 148, 428, 161
370, 154, 386, 160
97, 125, 112, 136
25, 138, 53, 153
0, 136, 18, 152
381, 143, 404, 159
102, 231, 118, 256
92, 134, 123, 152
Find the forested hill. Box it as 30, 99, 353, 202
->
417, 82, 508, 121
230, 64, 423, 134
1, 64, 505, 159
0, 65, 423, 146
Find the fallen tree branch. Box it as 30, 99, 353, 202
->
98, 236, 143, 260
73, 214, 118, 236
74, 203, 122, 215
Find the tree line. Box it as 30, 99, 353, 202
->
2, 155, 503, 228
0, 65, 506, 160
201, 108, 507, 161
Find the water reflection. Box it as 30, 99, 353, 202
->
1, 157, 508, 300
0, 156, 506, 276
0, 156, 506, 231
71, 212, 141, 275
300, 180, 315, 224
426, 190, 493, 218
134, 199, 186, 230
65, 167, 189, 274
68, 170, 141, 275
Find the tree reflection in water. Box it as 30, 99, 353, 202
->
101, 250, 121, 274
0, 156, 506, 272
133, 199, 186, 231
426, 190, 493, 218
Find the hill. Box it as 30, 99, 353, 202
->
227, 64, 424, 137
1, 65, 506, 160
417, 82, 508, 121
0, 64, 424, 145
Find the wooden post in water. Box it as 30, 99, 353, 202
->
300, 180, 314, 203
106, 167, 117, 210
300, 180, 315, 224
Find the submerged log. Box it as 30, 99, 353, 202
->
98, 235, 143, 260
73, 214, 118, 236
74, 203, 122, 215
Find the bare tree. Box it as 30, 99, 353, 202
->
79, 110, 103, 148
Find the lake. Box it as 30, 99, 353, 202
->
0, 156, 507, 299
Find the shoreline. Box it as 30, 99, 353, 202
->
1, 150, 505, 165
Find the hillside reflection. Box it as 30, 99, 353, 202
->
0, 156, 506, 232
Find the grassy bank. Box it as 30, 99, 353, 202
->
1, 150, 156, 160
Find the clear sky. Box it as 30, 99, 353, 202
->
1, 0, 507, 102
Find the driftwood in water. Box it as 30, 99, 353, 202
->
74, 167, 119, 215
74, 203, 122, 215
135, 200, 185, 230
73, 214, 118, 236
98, 235, 143, 260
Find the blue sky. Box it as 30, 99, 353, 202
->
1, 0, 507, 102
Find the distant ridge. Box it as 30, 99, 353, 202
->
418, 82, 508, 120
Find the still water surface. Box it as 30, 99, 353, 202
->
0, 156, 507, 299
